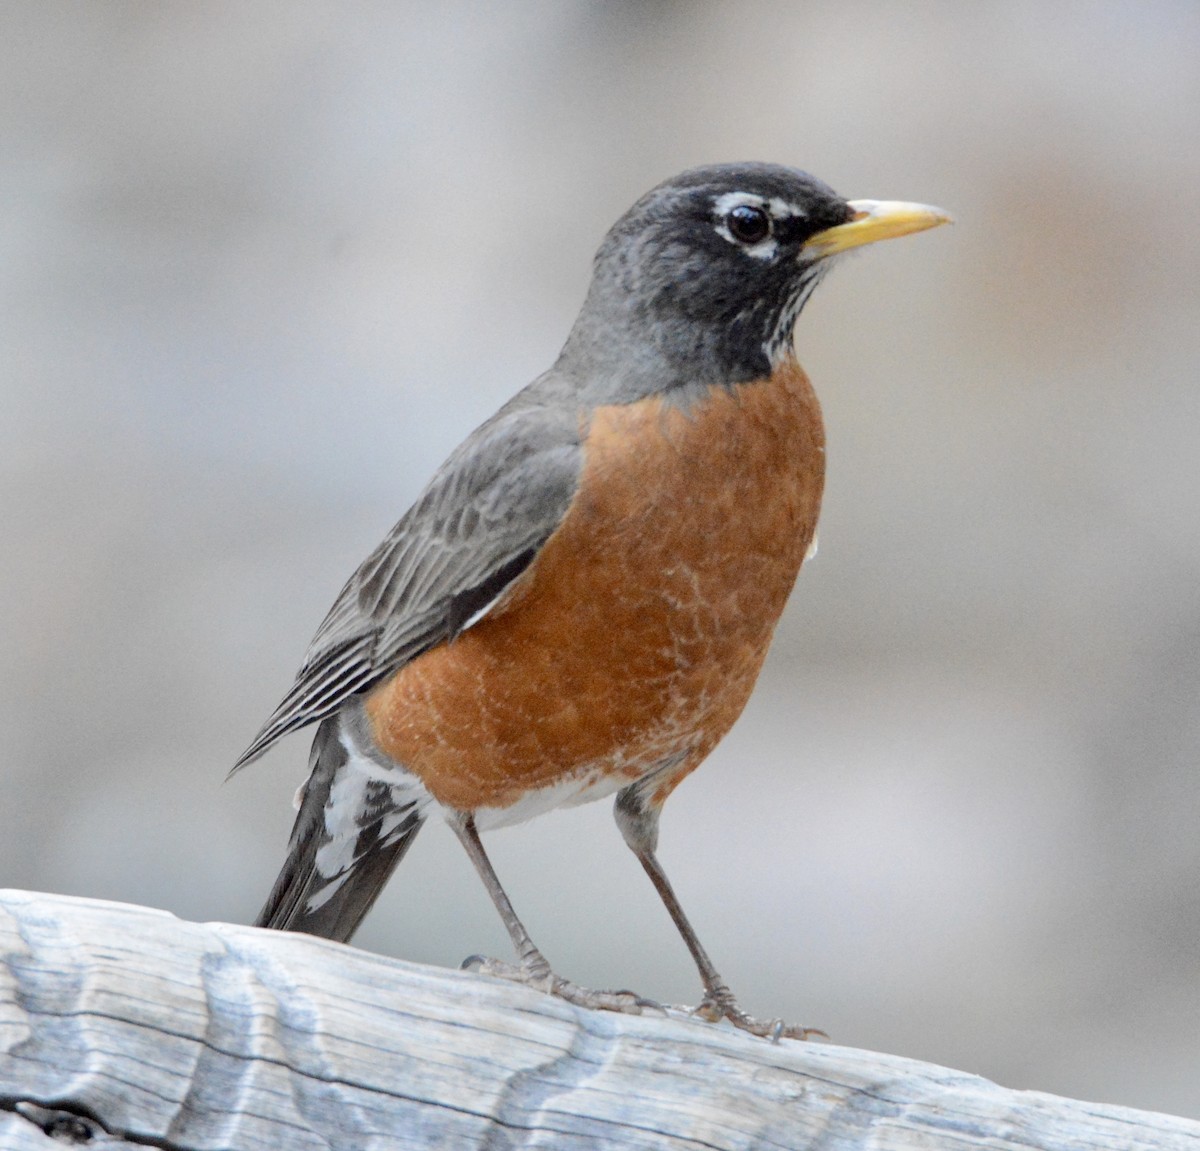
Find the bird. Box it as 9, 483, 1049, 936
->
234, 162, 950, 1039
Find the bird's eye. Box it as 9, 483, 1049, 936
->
726, 204, 771, 244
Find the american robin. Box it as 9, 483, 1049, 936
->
234, 163, 949, 1039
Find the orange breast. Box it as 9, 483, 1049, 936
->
365, 359, 825, 812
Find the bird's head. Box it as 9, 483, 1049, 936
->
558, 162, 950, 402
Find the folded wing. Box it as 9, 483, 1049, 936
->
233, 393, 584, 771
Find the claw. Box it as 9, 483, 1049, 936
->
693, 984, 825, 1042
461, 953, 656, 1015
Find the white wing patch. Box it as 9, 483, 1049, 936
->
459, 584, 515, 633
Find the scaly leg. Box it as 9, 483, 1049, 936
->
614, 781, 824, 1041
449, 811, 656, 1014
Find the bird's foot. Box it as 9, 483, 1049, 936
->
692, 982, 826, 1042
461, 954, 660, 1015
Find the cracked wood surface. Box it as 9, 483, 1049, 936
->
2, 890, 1198, 1150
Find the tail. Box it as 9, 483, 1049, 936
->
255, 710, 429, 943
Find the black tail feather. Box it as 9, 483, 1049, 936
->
254, 714, 427, 944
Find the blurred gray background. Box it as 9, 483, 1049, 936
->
3, 0, 1198, 1120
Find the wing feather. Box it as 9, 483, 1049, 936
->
233, 394, 583, 772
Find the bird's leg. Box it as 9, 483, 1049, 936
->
448, 812, 551, 983
614, 783, 824, 1041
448, 811, 655, 1014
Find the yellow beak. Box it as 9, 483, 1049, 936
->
802, 199, 952, 259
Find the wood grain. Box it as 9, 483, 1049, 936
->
2, 889, 1197, 1150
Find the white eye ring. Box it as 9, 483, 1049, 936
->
712, 191, 791, 259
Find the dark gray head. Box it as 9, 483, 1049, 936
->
551, 162, 949, 405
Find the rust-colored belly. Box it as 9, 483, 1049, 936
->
365, 359, 825, 812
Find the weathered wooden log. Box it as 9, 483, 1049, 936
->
1, 889, 1197, 1150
